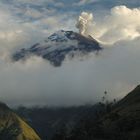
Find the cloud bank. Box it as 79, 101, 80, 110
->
1, 40, 139, 106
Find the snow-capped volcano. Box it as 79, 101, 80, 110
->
12, 30, 102, 66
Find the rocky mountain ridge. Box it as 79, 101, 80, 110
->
13, 30, 102, 66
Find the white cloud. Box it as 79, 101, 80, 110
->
77, 5, 140, 44
73, 0, 99, 6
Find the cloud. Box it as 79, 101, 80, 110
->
1, 37, 140, 107
0, 1, 75, 61
0, 2, 140, 107
12, 0, 47, 5
12, 0, 64, 8
76, 5, 140, 44
73, 0, 99, 6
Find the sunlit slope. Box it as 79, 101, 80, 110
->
0, 102, 41, 140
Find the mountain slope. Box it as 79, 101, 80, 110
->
117, 85, 140, 108
51, 85, 140, 140
98, 85, 140, 139
12, 30, 102, 66
92, 85, 140, 140
0, 102, 41, 140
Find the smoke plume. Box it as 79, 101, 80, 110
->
76, 12, 94, 36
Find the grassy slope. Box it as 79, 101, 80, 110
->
17, 116, 41, 140
0, 103, 41, 140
